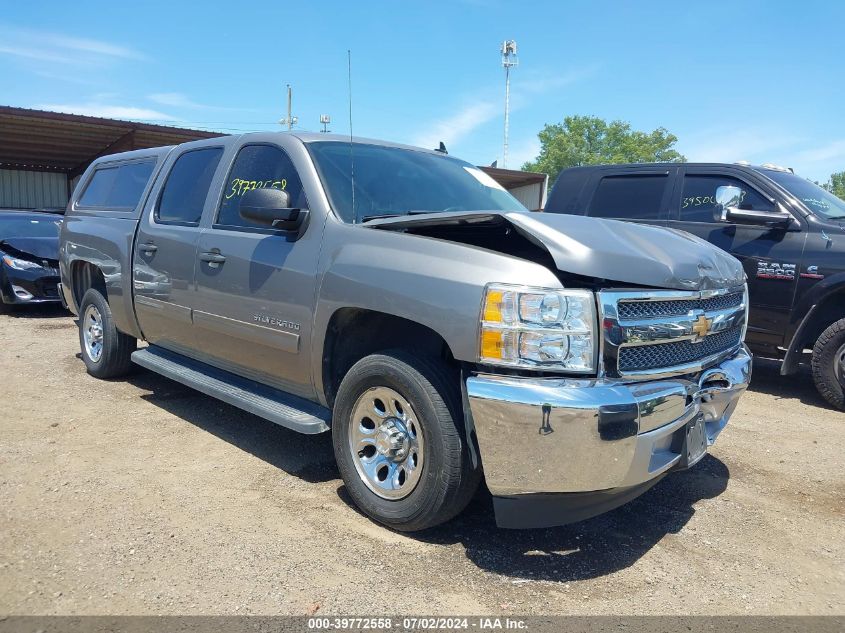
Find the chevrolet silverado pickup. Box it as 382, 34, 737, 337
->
59, 133, 751, 530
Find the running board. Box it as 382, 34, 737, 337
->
131, 346, 330, 434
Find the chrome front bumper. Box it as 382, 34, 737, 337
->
467, 345, 752, 499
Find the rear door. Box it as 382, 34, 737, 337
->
668, 167, 808, 346
584, 167, 678, 227
133, 144, 225, 354
191, 141, 322, 398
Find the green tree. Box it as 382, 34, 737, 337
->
522, 115, 685, 183
823, 171, 845, 200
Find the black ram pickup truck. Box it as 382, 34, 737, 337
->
545, 162, 845, 409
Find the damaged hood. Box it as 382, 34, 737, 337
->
0, 237, 59, 262
367, 211, 745, 291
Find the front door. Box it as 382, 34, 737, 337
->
669, 169, 808, 347
192, 143, 322, 398
134, 146, 225, 354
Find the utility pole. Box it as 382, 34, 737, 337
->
279, 84, 298, 130
500, 40, 518, 168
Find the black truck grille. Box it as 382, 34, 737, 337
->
618, 327, 743, 372
617, 291, 744, 320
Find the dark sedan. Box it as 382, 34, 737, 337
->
0, 210, 63, 312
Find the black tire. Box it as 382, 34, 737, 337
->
332, 351, 480, 532
0, 299, 9, 314
811, 318, 845, 410
78, 288, 136, 379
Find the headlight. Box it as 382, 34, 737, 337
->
2, 255, 43, 271
479, 284, 597, 373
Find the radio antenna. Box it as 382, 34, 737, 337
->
347, 49, 357, 223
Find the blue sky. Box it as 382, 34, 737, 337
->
1, 0, 843, 181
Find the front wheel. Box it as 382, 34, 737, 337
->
811, 318, 845, 410
78, 288, 136, 379
332, 351, 480, 532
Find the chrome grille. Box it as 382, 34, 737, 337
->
600, 286, 747, 379
617, 291, 744, 320
618, 327, 743, 372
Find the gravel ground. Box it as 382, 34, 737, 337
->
0, 305, 843, 616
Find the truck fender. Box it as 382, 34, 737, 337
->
782, 272, 845, 375
310, 228, 561, 407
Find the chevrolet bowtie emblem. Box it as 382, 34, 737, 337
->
692, 314, 713, 338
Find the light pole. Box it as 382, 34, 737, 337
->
501, 40, 518, 168
279, 84, 298, 130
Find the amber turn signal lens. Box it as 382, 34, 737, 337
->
480, 328, 504, 359
483, 290, 504, 323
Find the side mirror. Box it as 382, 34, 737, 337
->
715, 185, 743, 212
713, 185, 793, 229
239, 188, 309, 238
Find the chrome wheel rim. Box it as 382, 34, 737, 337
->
83, 304, 104, 363
348, 386, 424, 500
835, 343, 845, 382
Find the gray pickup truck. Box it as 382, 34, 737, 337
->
59, 132, 751, 531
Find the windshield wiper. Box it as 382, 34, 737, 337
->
360, 210, 438, 223
360, 213, 400, 223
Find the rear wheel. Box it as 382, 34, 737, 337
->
811, 318, 845, 410
78, 288, 136, 378
332, 351, 480, 532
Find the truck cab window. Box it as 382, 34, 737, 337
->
109, 162, 155, 208
78, 167, 119, 207
216, 144, 307, 229
589, 175, 666, 220
157, 148, 223, 225
681, 175, 773, 222
79, 162, 156, 209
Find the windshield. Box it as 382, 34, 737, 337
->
758, 169, 845, 220
0, 215, 61, 239
307, 141, 526, 223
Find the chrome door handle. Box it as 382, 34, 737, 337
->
199, 252, 226, 264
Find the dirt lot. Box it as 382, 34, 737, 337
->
1, 305, 843, 616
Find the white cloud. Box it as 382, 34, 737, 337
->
0, 26, 146, 67
516, 64, 602, 99
43, 33, 144, 60
36, 102, 173, 121
413, 101, 499, 149
679, 127, 845, 182
32, 69, 95, 85
147, 92, 243, 112
505, 137, 541, 169
679, 127, 803, 164
791, 139, 845, 182
148, 93, 207, 109
0, 44, 73, 64
411, 64, 598, 155
794, 139, 845, 165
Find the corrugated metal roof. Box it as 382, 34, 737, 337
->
479, 166, 547, 189
0, 106, 224, 176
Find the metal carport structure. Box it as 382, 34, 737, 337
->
0, 106, 548, 211
0, 106, 223, 209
